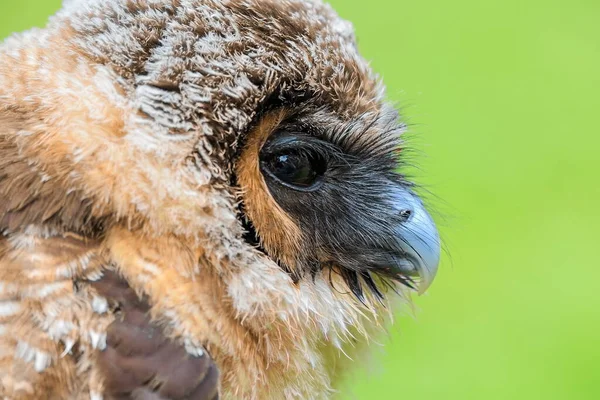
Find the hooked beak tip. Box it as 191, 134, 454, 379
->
416, 258, 439, 295
392, 188, 441, 295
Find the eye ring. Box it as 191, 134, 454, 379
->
260, 135, 327, 192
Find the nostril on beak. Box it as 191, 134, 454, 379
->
399, 209, 413, 222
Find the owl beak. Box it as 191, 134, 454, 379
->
390, 187, 441, 295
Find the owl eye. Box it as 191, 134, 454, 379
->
260, 137, 327, 190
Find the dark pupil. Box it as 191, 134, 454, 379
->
267, 151, 320, 187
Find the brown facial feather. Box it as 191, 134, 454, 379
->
235, 109, 304, 276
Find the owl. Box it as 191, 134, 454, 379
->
0, 0, 441, 399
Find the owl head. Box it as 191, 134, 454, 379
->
3, 0, 438, 295
0, 0, 440, 396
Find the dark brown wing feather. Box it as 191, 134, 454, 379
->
92, 271, 219, 400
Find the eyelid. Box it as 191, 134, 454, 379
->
261, 132, 341, 161
261, 133, 313, 153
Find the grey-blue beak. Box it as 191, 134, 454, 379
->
391, 187, 441, 294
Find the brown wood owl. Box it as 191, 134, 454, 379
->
0, 0, 441, 398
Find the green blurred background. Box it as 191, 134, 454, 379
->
2, 0, 599, 399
